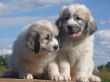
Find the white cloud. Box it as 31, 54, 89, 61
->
100, 20, 110, 25
0, 2, 5, 10
95, 29, 110, 45
0, 15, 58, 28
0, 38, 15, 50
0, 0, 73, 15
0, 49, 12, 55
37, 0, 72, 5
94, 29, 110, 66
0, 38, 15, 42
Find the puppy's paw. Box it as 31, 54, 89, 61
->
76, 74, 89, 82
89, 75, 101, 82
49, 72, 60, 81
19, 73, 33, 79
59, 75, 71, 81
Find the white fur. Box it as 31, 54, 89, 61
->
54, 4, 101, 82
2, 20, 59, 79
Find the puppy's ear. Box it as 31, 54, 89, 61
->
56, 6, 67, 28
56, 18, 62, 28
56, 36, 62, 48
27, 32, 40, 53
87, 16, 97, 35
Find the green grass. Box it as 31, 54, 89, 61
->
0, 66, 8, 77
94, 72, 110, 82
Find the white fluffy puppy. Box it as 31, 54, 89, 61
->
55, 4, 101, 82
2, 20, 60, 79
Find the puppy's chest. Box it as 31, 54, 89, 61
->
62, 40, 88, 56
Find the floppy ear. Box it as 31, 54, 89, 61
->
27, 31, 40, 54
56, 36, 62, 48
56, 18, 62, 28
56, 6, 67, 28
87, 16, 97, 35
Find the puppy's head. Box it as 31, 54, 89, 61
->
56, 4, 97, 38
27, 20, 59, 54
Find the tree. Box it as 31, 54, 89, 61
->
0, 56, 4, 66
97, 65, 106, 72
0, 55, 9, 68
105, 62, 110, 72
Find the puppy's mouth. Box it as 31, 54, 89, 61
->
68, 31, 81, 38
42, 48, 53, 53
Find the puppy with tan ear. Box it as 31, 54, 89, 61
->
55, 4, 101, 82
2, 20, 60, 79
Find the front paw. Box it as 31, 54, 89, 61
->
89, 75, 101, 82
49, 72, 61, 81
19, 73, 33, 79
76, 74, 89, 82
59, 74, 71, 81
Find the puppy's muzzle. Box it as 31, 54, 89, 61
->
68, 25, 81, 34
53, 45, 59, 50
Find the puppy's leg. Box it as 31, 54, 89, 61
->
48, 62, 60, 81
19, 73, 33, 79
88, 60, 101, 82
76, 56, 91, 82
59, 60, 71, 81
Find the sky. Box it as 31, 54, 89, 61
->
0, 0, 110, 67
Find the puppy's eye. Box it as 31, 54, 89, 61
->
74, 16, 81, 20
45, 34, 50, 40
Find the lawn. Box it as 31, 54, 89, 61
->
94, 72, 110, 82
0, 66, 8, 77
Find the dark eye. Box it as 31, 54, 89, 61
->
74, 16, 81, 20
45, 34, 50, 40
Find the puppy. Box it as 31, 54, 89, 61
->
55, 4, 101, 82
2, 20, 60, 79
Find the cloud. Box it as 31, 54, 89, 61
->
0, 38, 15, 42
100, 20, 110, 25
0, 0, 73, 15
0, 15, 58, 28
94, 29, 110, 66
0, 48, 12, 55
95, 29, 110, 45
0, 38, 15, 50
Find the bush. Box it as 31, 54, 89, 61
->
0, 66, 8, 77
94, 72, 110, 82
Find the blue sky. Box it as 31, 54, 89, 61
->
0, 0, 110, 67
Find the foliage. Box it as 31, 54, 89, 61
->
97, 65, 107, 72
97, 62, 110, 72
105, 62, 110, 72
0, 66, 8, 77
0, 55, 9, 68
0, 55, 9, 77
94, 72, 110, 82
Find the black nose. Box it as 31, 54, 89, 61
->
53, 45, 58, 50
68, 25, 73, 31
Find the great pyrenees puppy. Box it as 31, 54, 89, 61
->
55, 4, 101, 82
2, 20, 60, 79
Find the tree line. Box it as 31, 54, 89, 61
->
0, 55, 9, 68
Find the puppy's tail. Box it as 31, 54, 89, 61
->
2, 70, 18, 78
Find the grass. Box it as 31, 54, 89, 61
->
0, 66, 8, 77
94, 72, 110, 82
